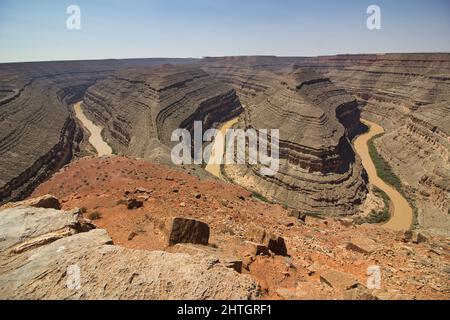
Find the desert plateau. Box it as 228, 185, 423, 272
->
0, 0, 449, 304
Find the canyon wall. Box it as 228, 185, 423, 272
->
203, 62, 367, 216
1, 54, 448, 230
0, 59, 197, 204
204, 54, 449, 232
83, 65, 243, 162
300, 54, 450, 234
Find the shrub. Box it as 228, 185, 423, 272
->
87, 211, 102, 220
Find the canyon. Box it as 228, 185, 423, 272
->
0, 53, 448, 300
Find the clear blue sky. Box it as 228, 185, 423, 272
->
0, 0, 449, 62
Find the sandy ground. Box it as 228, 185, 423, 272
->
354, 119, 413, 231
73, 101, 112, 156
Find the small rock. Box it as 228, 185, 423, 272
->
320, 269, 361, 291
338, 218, 354, 227
128, 232, 137, 241
127, 198, 143, 210
373, 290, 416, 300
242, 255, 255, 270
346, 237, 380, 255
243, 241, 269, 256
280, 217, 296, 227
203, 256, 220, 270
245, 225, 288, 256
134, 187, 150, 194
221, 258, 243, 273
343, 285, 378, 300
288, 210, 306, 222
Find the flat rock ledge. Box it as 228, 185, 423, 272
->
0, 199, 260, 300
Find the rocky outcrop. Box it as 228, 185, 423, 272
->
83, 65, 243, 162
0, 194, 60, 210
31, 157, 450, 300
0, 201, 260, 300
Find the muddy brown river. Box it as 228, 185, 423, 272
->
204, 118, 239, 178
73, 101, 112, 156
354, 119, 413, 231
207, 117, 413, 230
73, 104, 413, 230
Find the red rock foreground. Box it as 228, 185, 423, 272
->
1, 156, 447, 300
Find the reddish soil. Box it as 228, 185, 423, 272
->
33, 156, 450, 300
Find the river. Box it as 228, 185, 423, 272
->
204, 118, 239, 178
206, 117, 413, 231
354, 119, 413, 231
73, 101, 113, 157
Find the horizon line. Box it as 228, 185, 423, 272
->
1, 51, 450, 65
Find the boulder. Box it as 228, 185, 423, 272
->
402, 230, 429, 244
245, 225, 288, 256
288, 210, 306, 222
320, 269, 361, 291
165, 217, 210, 246
412, 232, 428, 244
243, 241, 270, 257
0, 206, 81, 252
220, 258, 243, 273
0, 194, 61, 210
346, 237, 380, 255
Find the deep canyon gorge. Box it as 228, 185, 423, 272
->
0, 54, 449, 300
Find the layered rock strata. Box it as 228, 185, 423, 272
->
203, 54, 450, 231
0, 59, 197, 204
83, 65, 243, 161
203, 64, 367, 215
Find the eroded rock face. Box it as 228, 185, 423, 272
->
203, 63, 367, 216
83, 64, 243, 162
0, 206, 81, 252
316, 54, 450, 234
0, 203, 260, 300
203, 53, 450, 233
0, 194, 60, 210
0, 59, 197, 205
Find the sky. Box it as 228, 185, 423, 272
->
0, 0, 449, 63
